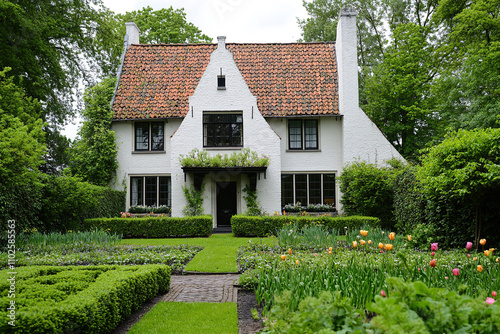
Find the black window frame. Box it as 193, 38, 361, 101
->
288, 119, 319, 150
281, 173, 336, 207
134, 121, 164, 152
130, 176, 171, 207
203, 112, 243, 148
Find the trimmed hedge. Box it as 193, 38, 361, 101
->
231, 215, 380, 237
84, 215, 213, 238
0, 264, 170, 333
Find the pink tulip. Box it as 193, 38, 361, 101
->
467, 254, 470, 257
445, 276, 449, 279
452, 268, 459, 276
466, 242, 473, 251
492, 291, 497, 297
431, 252, 435, 256
486, 297, 495, 305
380, 290, 386, 298
431, 243, 438, 251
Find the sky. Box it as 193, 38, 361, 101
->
61, 0, 309, 139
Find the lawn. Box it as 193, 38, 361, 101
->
128, 302, 238, 334
122, 233, 277, 273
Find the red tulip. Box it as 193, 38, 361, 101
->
431, 243, 438, 251
452, 268, 459, 276
492, 291, 497, 297
430, 259, 436, 267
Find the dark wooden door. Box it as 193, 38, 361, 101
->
216, 182, 237, 227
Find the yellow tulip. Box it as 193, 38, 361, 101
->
477, 265, 483, 273
360, 240, 366, 246
496, 258, 499, 263
378, 242, 384, 249
385, 244, 393, 251
360, 230, 368, 237
480, 239, 486, 246
368, 240, 372, 244
484, 250, 490, 257
389, 232, 395, 241
295, 260, 299, 265
352, 241, 358, 248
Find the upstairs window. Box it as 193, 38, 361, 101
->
135, 121, 164, 151
288, 119, 319, 150
203, 113, 243, 147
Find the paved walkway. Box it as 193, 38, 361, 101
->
162, 274, 240, 303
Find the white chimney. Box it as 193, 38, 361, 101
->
336, 8, 359, 114
125, 22, 140, 46
217, 36, 226, 49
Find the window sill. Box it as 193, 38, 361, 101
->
132, 151, 166, 154
286, 149, 321, 153
204, 147, 242, 151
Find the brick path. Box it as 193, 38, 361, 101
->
162, 274, 240, 303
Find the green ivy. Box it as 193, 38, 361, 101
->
182, 185, 205, 216
242, 185, 262, 216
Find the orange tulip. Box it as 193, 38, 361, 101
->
328, 247, 333, 252
352, 241, 358, 248
281, 254, 286, 260
496, 258, 499, 263
360, 230, 368, 237
430, 259, 436, 267
368, 240, 372, 244
378, 242, 384, 249
484, 250, 490, 257
480, 239, 486, 246
328, 250, 332, 255
477, 265, 483, 273
295, 260, 299, 265
360, 240, 366, 246
288, 248, 292, 255
407, 235, 412, 241
384, 244, 393, 251
473, 257, 478, 261
389, 232, 395, 241
489, 248, 495, 255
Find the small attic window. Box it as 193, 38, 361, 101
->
217, 75, 226, 90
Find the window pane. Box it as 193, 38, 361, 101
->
305, 120, 318, 149
151, 122, 164, 151
204, 124, 214, 146
231, 123, 242, 146
135, 123, 149, 151
309, 174, 321, 204
289, 120, 302, 149
159, 177, 171, 207
323, 174, 335, 205
281, 174, 293, 207
145, 177, 157, 207
295, 174, 307, 205
131, 177, 143, 206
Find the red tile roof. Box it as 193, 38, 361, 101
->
112, 42, 338, 120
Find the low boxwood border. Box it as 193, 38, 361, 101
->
83, 215, 213, 238
0, 264, 170, 333
231, 215, 380, 237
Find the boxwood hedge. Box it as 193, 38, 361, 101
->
83, 215, 213, 238
0, 264, 170, 333
231, 215, 380, 237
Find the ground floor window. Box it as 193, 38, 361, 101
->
130, 176, 171, 207
281, 173, 335, 207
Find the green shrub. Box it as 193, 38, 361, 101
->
393, 167, 424, 232
231, 215, 380, 237
339, 160, 402, 229
182, 185, 204, 216
84, 215, 213, 238
0, 264, 171, 333
128, 205, 171, 214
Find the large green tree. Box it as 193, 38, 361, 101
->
68, 77, 117, 187
116, 6, 212, 44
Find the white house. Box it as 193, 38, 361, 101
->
110, 8, 402, 230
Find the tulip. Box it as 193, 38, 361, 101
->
431, 252, 435, 256
378, 242, 384, 249
473, 257, 477, 261
328, 247, 333, 252
496, 258, 499, 263
360, 230, 368, 237
484, 250, 490, 257
295, 260, 299, 265
486, 297, 495, 305
430, 259, 436, 267
431, 243, 438, 251
452, 268, 459, 276
445, 276, 449, 279
360, 240, 366, 246
288, 248, 292, 255
281, 254, 286, 260
466, 242, 473, 251
492, 291, 497, 297
328, 250, 332, 255
489, 248, 495, 255
407, 235, 412, 241
352, 241, 358, 248
477, 265, 483, 273
368, 240, 372, 244
389, 232, 395, 241
380, 290, 386, 298
385, 244, 393, 251
480, 239, 486, 246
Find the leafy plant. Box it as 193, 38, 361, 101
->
182, 185, 205, 216
242, 185, 262, 216
179, 148, 269, 168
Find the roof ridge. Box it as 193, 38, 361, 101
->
129, 41, 336, 47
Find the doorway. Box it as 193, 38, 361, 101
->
216, 181, 237, 227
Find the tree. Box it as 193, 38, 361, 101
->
116, 6, 212, 44
0, 68, 45, 184
68, 77, 118, 186
417, 128, 500, 248
363, 23, 440, 159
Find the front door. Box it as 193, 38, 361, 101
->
216, 182, 237, 227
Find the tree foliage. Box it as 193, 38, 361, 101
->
116, 6, 212, 44
68, 77, 118, 186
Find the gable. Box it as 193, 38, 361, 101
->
112, 42, 338, 121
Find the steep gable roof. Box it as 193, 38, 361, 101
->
112, 42, 338, 120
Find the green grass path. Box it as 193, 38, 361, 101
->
122, 233, 276, 273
